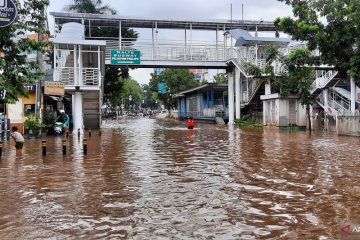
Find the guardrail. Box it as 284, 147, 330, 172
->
105, 39, 227, 62
329, 87, 350, 113
310, 70, 338, 94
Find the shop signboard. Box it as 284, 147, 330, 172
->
0, 0, 18, 28
44, 81, 65, 96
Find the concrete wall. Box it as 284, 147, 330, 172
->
7, 91, 37, 133
337, 115, 360, 136
298, 104, 307, 126
263, 96, 307, 127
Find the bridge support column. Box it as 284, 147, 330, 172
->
228, 70, 235, 124
265, 81, 271, 95
323, 89, 329, 107
73, 91, 84, 134
235, 67, 241, 119
350, 77, 356, 114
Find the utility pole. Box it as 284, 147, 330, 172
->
36, 5, 46, 117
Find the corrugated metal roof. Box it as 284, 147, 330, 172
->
173, 83, 227, 98
50, 12, 277, 31
228, 29, 291, 46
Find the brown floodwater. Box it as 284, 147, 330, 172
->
0, 118, 359, 239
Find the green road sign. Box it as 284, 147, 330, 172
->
111, 50, 141, 64
158, 83, 167, 94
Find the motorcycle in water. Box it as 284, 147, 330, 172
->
54, 122, 64, 135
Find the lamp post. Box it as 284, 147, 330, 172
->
128, 95, 132, 113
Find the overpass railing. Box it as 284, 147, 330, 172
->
105, 38, 227, 62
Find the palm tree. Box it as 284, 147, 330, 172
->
65, 0, 117, 15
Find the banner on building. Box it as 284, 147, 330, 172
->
44, 81, 65, 96
357, 86, 360, 103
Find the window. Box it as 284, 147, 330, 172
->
24, 104, 35, 116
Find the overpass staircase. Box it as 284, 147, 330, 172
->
54, 48, 102, 129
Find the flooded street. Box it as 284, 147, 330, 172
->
0, 118, 360, 239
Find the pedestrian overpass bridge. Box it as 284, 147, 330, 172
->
51, 12, 278, 69
50, 12, 357, 131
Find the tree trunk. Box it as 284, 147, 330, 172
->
306, 104, 312, 132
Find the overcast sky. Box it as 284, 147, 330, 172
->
47, 0, 293, 84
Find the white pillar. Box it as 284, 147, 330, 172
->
265, 81, 271, 95
351, 77, 356, 114
323, 89, 329, 107
72, 94, 75, 129
235, 67, 241, 119
79, 45, 82, 85
119, 21, 122, 49
98, 46, 101, 86
309, 104, 314, 130
74, 45, 77, 85
228, 71, 235, 124
73, 92, 83, 133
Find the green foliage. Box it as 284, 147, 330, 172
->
121, 78, 142, 99
149, 69, 199, 109
42, 109, 57, 127
141, 84, 155, 108
264, 44, 280, 64
103, 65, 126, 107
0, 0, 50, 103
276, 0, 360, 83
244, 63, 262, 77
24, 114, 45, 137
213, 73, 227, 83
234, 116, 262, 128
65, 0, 116, 14
275, 48, 314, 106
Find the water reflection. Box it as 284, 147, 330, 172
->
0, 118, 359, 239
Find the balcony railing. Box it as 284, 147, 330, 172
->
54, 67, 74, 85
54, 67, 101, 86
82, 68, 99, 86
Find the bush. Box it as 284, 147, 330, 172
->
24, 114, 45, 137
43, 109, 57, 128
234, 115, 263, 128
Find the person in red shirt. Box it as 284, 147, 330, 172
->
186, 117, 196, 129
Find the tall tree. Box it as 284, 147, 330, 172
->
120, 77, 143, 110
65, 0, 116, 14
275, 48, 314, 131
275, 0, 360, 83
149, 69, 199, 109
0, 0, 50, 103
